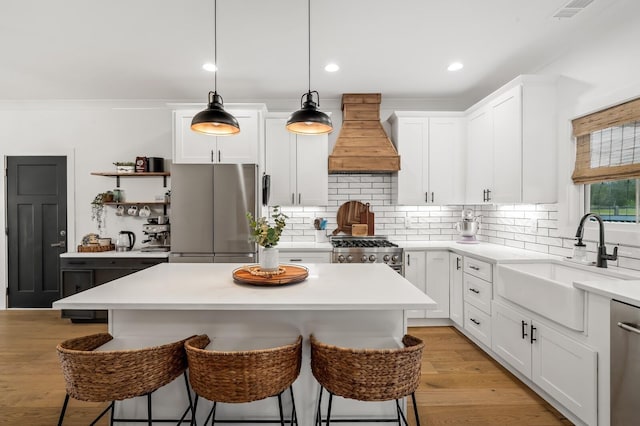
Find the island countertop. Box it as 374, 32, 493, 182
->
52, 263, 436, 311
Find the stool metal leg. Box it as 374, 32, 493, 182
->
395, 400, 402, 426
289, 386, 298, 426
277, 392, 284, 426
315, 386, 324, 426
204, 401, 216, 426
147, 392, 153, 426
57, 394, 70, 426
396, 399, 409, 426
326, 392, 334, 426
411, 392, 421, 426
191, 395, 199, 426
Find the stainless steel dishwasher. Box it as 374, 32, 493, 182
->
611, 299, 640, 425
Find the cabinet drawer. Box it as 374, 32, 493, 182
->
463, 273, 492, 314
281, 252, 331, 264
464, 302, 492, 348
464, 257, 493, 282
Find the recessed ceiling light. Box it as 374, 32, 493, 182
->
324, 63, 340, 72
447, 62, 464, 72
202, 62, 217, 72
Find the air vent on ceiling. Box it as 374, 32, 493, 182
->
552, 0, 595, 18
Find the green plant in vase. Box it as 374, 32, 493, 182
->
247, 206, 288, 271
91, 193, 107, 235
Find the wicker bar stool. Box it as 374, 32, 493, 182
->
310, 334, 425, 426
56, 332, 194, 425
185, 334, 303, 426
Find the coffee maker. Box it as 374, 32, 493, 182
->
455, 209, 481, 244
141, 217, 171, 252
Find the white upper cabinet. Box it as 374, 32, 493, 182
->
465, 75, 557, 204
172, 107, 263, 164
265, 117, 328, 206
389, 112, 465, 205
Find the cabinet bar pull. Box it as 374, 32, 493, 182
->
407, 254, 410, 266
218, 150, 221, 162
456, 257, 461, 270
292, 193, 295, 204
470, 318, 480, 326
482, 189, 486, 202
486, 189, 491, 201
211, 150, 214, 163
289, 258, 303, 262
298, 193, 301, 204
425, 192, 428, 203
431, 192, 434, 203
618, 322, 640, 335
469, 264, 480, 271
468, 288, 480, 294
68, 261, 86, 265
521, 320, 528, 339
530, 324, 537, 344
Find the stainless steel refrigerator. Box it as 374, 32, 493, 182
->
169, 164, 258, 263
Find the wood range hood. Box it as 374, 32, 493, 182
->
328, 93, 401, 173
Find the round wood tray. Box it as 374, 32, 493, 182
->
232, 264, 309, 286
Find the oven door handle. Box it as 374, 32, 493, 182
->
618, 321, 640, 335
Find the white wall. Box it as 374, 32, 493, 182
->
0, 103, 173, 309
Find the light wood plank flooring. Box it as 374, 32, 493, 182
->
0, 311, 571, 425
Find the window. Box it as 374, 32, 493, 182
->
586, 179, 639, 223
573, 97, 640, 223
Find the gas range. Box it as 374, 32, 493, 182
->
330, 236, 403, 274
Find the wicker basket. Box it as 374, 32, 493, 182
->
185, 335, 302, 404
310, 334, 424, 401
57, 333, 191, 402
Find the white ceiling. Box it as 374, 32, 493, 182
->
0, 0, 636, 109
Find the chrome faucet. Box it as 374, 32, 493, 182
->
575, 213, 618, 268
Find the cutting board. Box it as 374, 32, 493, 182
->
333, 201, 368, 235
359, 203, 375, 236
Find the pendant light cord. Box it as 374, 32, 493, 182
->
307, 0, 311, 93
214, 0, 218, 93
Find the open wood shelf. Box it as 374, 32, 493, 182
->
91, 172, 170, 177
103, 201, 170, 206
90, 171, 170, 187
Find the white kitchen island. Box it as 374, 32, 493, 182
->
53, 263, 436, 426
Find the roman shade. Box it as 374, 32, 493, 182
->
572, 97, 640, 184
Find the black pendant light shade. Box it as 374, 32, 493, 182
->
191, 0, 239, 136
286, 91, 332, 134
191, 91, 240, 135
286, 0, 333, 135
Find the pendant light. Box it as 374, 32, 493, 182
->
286, 0, 333, 135
191, 0, 239, 135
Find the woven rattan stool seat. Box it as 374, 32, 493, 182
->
311, 334, 424, 426
185, 334, 302, 404
186, 334, 302, 426
56, 332, 193, 425
310, 334, 424, 401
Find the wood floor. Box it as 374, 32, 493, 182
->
0, 310, 572, 425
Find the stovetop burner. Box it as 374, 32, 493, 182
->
330, 236, 398, 248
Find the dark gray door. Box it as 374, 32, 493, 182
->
7, 156, 67, 307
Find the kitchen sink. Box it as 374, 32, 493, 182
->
496, 261, 632, 331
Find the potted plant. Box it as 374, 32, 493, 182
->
113, 161, 136, 173
91, 193, 107, 235
246, 206, 288, 271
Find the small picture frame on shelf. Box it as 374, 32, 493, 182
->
135, 156, 148, 173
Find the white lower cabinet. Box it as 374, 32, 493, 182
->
280, 251, 331, 264
492, 300, 597, 425
449, 253, 464, 326
464, 302, 491, 347
404, 251, 427, 318
404, 250, 449, 319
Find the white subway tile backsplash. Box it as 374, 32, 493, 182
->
275, 174, 640, 273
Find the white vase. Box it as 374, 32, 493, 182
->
260, 247, 279, 271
